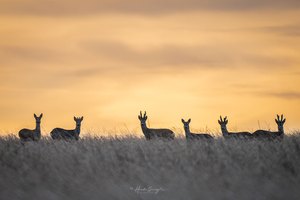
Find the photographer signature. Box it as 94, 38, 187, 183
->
130, 185, 166, 195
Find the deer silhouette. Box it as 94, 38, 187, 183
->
19, 113, 43, 142
182, 119, 213, 140
138, 111, 175, 140
50, 116, 83, 140
218, 116, 252, 139
252, 114, 286, 139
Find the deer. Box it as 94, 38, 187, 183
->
252, 114, 286, 139
138, 111, 175, 140
19, 113, 43, 142
50, 116, 83, 140
181, 119, 213, 140
218, 116, 252, 139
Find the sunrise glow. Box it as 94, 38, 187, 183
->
0, 1, 300, 135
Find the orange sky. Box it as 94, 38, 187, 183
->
0, 0, 300, 136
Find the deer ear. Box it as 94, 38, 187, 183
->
40, 113, 43, 118
188, 119, 191, 123
74, 117, 77, 121
34, 114, 37, 118
81, 116, 84, 121
275, 119, 278, 124
283, 118, 286, 124
218, 120, 221, 124
181, 119, 185, 123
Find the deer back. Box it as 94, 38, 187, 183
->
19, 129, 40, 141
188, 133, 214, 140
226, 132, 253, 139
252, 130, 282, 139
50, 128, 78, 140
148, 128, 175, 139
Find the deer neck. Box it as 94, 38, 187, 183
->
221, 125, 229, 136
141, 123, 151, 140
75, 124, 81, 135
278, 125, 284, 135
34, 122, 41, 139
35, 122, 41, 133
184, 126, 191, 136
141, 123, 148, 133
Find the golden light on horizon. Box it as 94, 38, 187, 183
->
0, 1, 300, 136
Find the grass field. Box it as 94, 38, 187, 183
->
0, 134, 300, 200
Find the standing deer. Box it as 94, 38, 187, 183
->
218, 116, 252, 139
138, 111, 175, 140
182, 119, 213, 140
252, 114, 286, 139
19, 113, 43, 142
50, 116, 83, 140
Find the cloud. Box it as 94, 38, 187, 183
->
82, 41, 228, 68
0, 38, 297, 78
0, 45, 65, 66
1, 0, 300, 16
265, 92, 300, 100
256, 24, 300, 37
81, 40, 296, 70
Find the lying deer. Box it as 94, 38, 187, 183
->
19, 113, 43, 142
50, 116, 83, 140
138, 111, 175, 140
218, 116, 252, 139
252, 114, 286, 139
182, 119, 213, 140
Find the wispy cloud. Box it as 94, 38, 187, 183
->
82, 40, 297, 70
1, 0, 300, 16
264, 92, 300, 100
82, 41, 228, 68
0, 45, 68, 67
1, 39, 295, 74
256, 24, 300, 37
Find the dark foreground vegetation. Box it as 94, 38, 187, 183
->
0, 134, 300, 200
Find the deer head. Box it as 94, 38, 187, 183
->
181, 118, 191, 130
74, 116, 84, 127
34, 113, 43, 124
275, 114, 286, 133
138, 111, 148, 127
218, 116, 228, 133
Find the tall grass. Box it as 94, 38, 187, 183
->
0, 134, 299, 200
